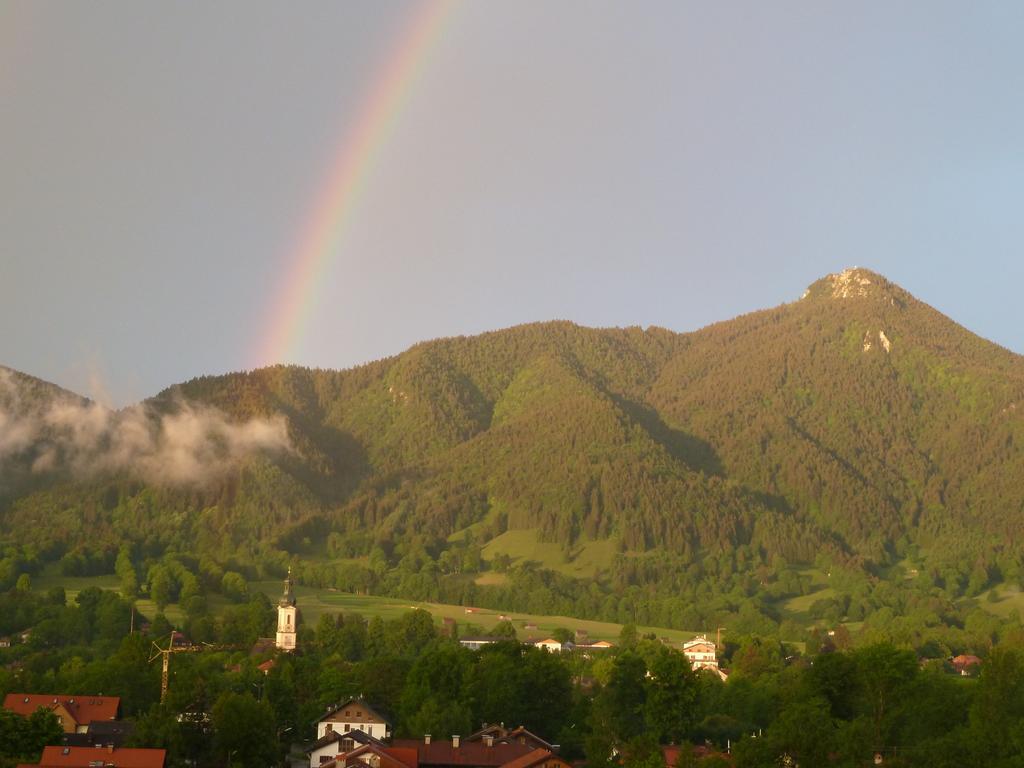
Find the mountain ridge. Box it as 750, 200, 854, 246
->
3, 268, 1024, 622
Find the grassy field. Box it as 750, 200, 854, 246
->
247, 581, 695, 643
781, 586, 836, 616
481, 529, 619, 579
979, 583, 1024, 618
29, 568, 698, 644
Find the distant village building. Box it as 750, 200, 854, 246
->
682, 635, 727, 680
459, 636, 504, 651
531, 638, 569, 653
952, 654, 982, 676
3, 694, 120, 734
276, 568, 298, 652
575, 640, 613, 652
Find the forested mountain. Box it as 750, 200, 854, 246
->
3, 268, 1024, 627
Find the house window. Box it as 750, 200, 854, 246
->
326, 724, 334, 733
321, 757, 332, 764
344, 724, 350, 732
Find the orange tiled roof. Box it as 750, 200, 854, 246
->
3, 695, 119, 726
37, 747, 165, 768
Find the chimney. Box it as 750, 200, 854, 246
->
452, 736, 460, 748
107, 745, 114, 754
484, 736, 494, 748
424, 735, 431, 745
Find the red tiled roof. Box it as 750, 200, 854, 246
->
952, 654, 982, 666
37, 747, 165, 768
383, 748, 420, 768
498, 748, 559, 768
3, 695, 119, 726
391, 741, 535, 767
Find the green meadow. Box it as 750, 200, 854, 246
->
30, 566, 694, 644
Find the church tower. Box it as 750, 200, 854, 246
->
275, 567, 298, 652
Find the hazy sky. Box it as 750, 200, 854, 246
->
2, 1, 1023, 405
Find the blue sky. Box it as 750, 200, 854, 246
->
2, 1, 1023, 405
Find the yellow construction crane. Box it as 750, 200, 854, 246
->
149, 632, 202, 703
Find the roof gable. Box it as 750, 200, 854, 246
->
317, 699, 390, 726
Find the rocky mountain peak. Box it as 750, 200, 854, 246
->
801, 267, 906, 307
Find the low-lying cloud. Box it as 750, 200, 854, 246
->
0, 369, 291, 486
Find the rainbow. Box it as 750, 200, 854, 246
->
253, 0, 458, 368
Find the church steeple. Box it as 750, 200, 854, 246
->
275, 566, 298, 652
279, 566, 296, 608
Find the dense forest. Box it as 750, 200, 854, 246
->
3, 268, 1024, 639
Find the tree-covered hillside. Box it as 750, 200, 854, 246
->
3, 268, 1024, 633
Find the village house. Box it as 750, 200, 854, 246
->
3, 695, 120, 734
308, 699, 393, 767
530, 638, 569, 654
681, 636, 728, 681
21, 746, 165, 768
